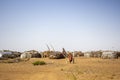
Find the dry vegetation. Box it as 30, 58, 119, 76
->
0, 57, 120, 80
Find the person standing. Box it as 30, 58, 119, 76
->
68, 52, 74, 64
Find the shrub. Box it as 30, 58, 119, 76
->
32, 61, 46, 66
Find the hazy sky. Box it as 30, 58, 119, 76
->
0, 0, 120, 52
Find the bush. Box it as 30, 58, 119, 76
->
32, 61, 46, 66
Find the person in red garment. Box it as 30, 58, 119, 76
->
68, 52, 74, 64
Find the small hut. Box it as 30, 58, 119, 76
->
49, 51, 65, 59
73, 51, 84, 57
20, 52, 31, 60
41, 51, 51, 58
101, 51, 118, 59
91, 51, 102, 58
24, 50, 41, 58
84, 52, 94, 58
2, 52, 13, 59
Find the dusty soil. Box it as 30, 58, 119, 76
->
0, 57, 120, 80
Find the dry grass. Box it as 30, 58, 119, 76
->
0, 57, 120, 80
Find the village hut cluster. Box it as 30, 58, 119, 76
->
84, 51, 120, 59
0, 48, 120, 63
0, 50, 22, 60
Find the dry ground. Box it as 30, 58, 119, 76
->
0, 57, 120, 80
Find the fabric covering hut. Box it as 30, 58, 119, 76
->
31, 53, 41, 58
49, 51, 65, 59
0, 51, 21, 59
73, 51, 84, 57
0, 53, 2, 58
84, 52, 94, 58
84, 51, 102, 58
1, 52, 13, 59
101, 51, 118, 59
20, 52, 31, 60
91, 51, 102, 58
24, 50, 41, 58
